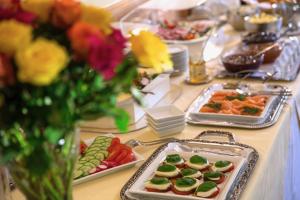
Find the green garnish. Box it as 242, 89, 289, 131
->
166, 154, 182, 164
242, 106, 260, 115
181, 168, 198, 176
196, 181, 217, 192
157, 164, 176, 172
215, 161, 231, 168
190, 155, 207, 165
175, 177, 197, 187
204, 102, 222, 111
226, 94, 246, 101
150, 177, 170, 185
204, 172, 222, 179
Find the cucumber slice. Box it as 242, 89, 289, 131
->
73, 169, 84, 179
97, 150, 109, 158
85, 150, 100, 156
89, 159, 100, 166
78, 165, 92, 173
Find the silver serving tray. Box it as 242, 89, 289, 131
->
120, 131, 259, 200
186, 84, 289, 129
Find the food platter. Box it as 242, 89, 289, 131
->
120, 131, 259, 200
185, 84, 289, 129
191, 88, 275, 123
73, 135, 144, 185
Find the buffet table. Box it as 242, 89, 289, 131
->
12, 64, 300, 200
11, 1, 300, 199
71, 77, 300, 200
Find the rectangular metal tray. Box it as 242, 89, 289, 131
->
120, 131, 259, 200
185, 84, 288, 129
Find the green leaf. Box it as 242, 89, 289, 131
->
44, 127, 64, 144
113, 109, 129, 132
175, 177, 196, 187
196, 181, 217, 192
26, 146, 51, 176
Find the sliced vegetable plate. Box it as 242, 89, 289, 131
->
73, 135, 144, 185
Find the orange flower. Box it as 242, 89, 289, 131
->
68, 22, 102, 59
51, 0, 81, 28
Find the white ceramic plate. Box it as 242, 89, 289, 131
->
146, 115, 185, 128
128, 147, 245, 200
149, 124, 185, 137
73, 136, 144, 185
189, 86, 276, 123
145, 105, 185, 123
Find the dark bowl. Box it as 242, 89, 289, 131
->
241, 42, 282, 64
221, 53, 264, 73
242, 32, 279, 44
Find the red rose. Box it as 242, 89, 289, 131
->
0, 0, 37, 25
87, 29, 126, 80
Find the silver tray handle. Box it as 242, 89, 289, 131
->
195, 130, 236, 143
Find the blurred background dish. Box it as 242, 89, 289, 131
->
244, 12, 282, 32
221, 49, 264, 73
227, 5, 257, 31
241, 42, 282, 64
242, 32, 279, 44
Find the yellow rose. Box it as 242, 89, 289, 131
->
0, 20, 32, 56
80, 4, 112, 34
15, 38, 68, 86
130, 31, 173, 72
21, 0, 55, 22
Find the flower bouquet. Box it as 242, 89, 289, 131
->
0, 0, 172, 199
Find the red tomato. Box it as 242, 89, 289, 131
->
222, 165, 234, 173
164, 19, 176, 29
183, 33, 195, 40
114, 149, 130, 163
171, 186, 194, 195
119, 152, 135, 165
207, 188, 220, 198
80, 141, 87, 155
108, 137, 120, 153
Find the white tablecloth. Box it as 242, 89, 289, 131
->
12, 28, 300, 200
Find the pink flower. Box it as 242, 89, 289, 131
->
0, 0, 37, 25
87, 29, 126, 80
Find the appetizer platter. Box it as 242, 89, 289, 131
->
120, 131, 259, 200
73, 135, 143, 185
186, 83, 289, 129
197, 90, 274, 123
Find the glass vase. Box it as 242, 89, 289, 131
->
0, 166, 11, 200
7, 128, 79, 200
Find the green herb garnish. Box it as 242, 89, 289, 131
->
204, 102, 222, 111
196, 181, 217, 192
157, 164, 176, 172
166, 154, 182, 164
190, 155, 207, 165
181, 168, 198, 176
226, 94, 246, 101
215, 161, 231, 168
242, 106, 260, 115
204, 172, 222, 179
175, 177, 196, 187
150, 177, 170, 185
